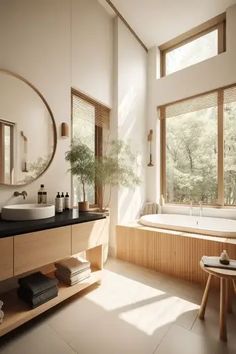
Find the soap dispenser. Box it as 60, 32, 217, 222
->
61, 192, 65, 211
42, 187, 47, 204
55, 192, 63, 213
65, 192, 70, 210
38, 184, 44, 204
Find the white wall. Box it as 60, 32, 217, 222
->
147, 4, 236, 205
71, 0, 113, 107
0, 0, 113, 208
109, 18, 147, 254
117, 19, 147, 223
0, 0, 147, 257
146, 47, 160, 203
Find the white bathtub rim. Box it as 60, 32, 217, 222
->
139, 214, 236, 238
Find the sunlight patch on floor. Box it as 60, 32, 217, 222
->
83, 267, 199, 336
119, 295, 199, 335
84, 269, 166, 311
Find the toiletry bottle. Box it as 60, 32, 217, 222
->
38, 184, 44, 204
42, 186, 47, 204
61, 192, 65, 211
65, 192, 70, 210
55, 192, 63, 213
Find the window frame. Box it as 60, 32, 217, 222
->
0, 119, 14, 184
160, 83, 236, 208
160, 13, 226, 77
71, 88, 109, 208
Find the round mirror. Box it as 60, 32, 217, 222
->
0, 69, 57, 186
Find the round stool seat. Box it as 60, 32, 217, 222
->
199, 259, 236, 342
200, 260, 236, 279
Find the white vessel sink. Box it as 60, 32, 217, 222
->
1, 204, 55, 221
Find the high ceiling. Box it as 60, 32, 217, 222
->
105, 0, 236, 48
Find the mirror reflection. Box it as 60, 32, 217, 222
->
0, 70, 56, 185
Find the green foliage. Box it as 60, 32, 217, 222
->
95, 140, 141, 188
166, 103, 236, 205
65, 139, 140, 208
65, 142, 95, 202
95, 139, 141, 211
224, 105, 236, 204
28, 156, 49, 178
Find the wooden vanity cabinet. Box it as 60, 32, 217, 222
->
72, 219, 109, 254
14, 226, 71, 275
0, 218, 108, 337
0, 237, 13, 281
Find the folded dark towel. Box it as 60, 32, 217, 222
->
202, 256, 236, 270
18, 283, 57, 299
18, 286, 58, 308
18, 272, 58, 296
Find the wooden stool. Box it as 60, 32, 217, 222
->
199, 260, 236, 342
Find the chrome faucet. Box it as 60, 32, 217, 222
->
199, 201, 203, 217
14, 191, 27, 200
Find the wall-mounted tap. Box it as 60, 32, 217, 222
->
13, 191, 27, 200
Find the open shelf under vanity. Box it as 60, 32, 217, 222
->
0, 215, 109, 337
0, 268, 102, 337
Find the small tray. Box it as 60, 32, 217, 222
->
202, 256, 236, 271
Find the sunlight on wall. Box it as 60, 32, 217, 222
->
118, 86, 137, 128
118, 186, 143, 222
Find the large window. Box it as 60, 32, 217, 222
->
160, 14, 226, 76
160, 84, 236, 206
71, 89, 109, 206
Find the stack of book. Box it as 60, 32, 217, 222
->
55, 257, 91, 286
18, 272, 58, 308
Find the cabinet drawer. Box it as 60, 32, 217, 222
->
72, 219, 108, 254
0, 237, 13, 281
14, 226, 71, 275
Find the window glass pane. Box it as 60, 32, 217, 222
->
166, 30, 218, 75
72, 95, 95, 205
224, 100, 236, 205
4, 125, 11, 184
166, 105, 217, 204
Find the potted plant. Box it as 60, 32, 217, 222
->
95, 139, 141, 212
65, 141, 95, 211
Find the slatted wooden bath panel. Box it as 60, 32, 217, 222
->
116, 225, 236, 286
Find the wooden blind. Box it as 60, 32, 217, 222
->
159, 83, 236, 119
72, 95, 95, 126
72, 89, 110, 129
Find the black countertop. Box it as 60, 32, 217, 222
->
0, 210, 106, 238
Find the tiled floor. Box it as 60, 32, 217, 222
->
0, 258, 236, 354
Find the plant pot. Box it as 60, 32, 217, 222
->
78, 201, 89, 212
97, 208, 110, 216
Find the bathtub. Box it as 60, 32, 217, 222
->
139, 214, 236, 238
